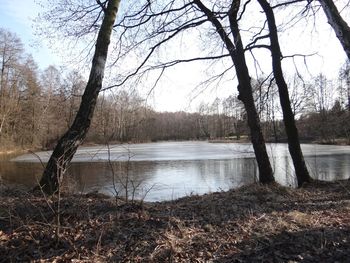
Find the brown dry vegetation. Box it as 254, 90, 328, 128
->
1, 180, 350, 262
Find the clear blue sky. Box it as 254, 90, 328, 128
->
0, 0, 59, 69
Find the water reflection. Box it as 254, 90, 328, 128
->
0, 160, 43, 187
306, 154, 350, 181
1, 142, 350, 201
65, 159, 258, 201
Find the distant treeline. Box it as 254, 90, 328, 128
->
0, 28, 349, 150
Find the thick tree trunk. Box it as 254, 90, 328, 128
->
38, 0, 120, 195
0, 52, 5, 141
318, 0, 350, 60
228, 14, 275, 184
257, 0, 313, 187
194, 0, 275, 184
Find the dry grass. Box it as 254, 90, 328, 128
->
1, 180, 350, 262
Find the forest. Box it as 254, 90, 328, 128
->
0, 27, 349, 150
1, 0, 350, 261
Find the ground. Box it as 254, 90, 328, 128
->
1, 180, 350, 262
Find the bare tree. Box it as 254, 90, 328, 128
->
192, 0, 275, 183
257, 0, 312, 187
91, 0, 273, 183
38, 0, 121, 195
62, 71, 85, 129
18, 56, 41, 146
289, 74, 313, 117
312, 73, 334, 113
318, 0, 350, 60
0, 29, 24, 146
339, 60, 350, 110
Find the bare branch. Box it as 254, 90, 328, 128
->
102, 53, 230, 91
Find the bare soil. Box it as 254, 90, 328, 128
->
1, 180, 350, 262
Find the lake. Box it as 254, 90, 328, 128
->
1, 141, 350, 201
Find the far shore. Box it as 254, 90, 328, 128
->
0, 148, 31, 156
1, 137, 349, 158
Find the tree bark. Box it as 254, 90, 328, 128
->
257, 0, 313, 187
194, 0, 275, 184
38, 0, 121, 195
318, 0, 350, 60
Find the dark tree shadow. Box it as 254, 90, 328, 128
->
215, 227, 350, 263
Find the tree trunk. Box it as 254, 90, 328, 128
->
318, 0, 350, 60
193, 0, 275, 184
38, 0, 121, 195
257, 0, 313, 187
0, 50, 6, 142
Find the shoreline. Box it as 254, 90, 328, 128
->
1, 137, 349, 156
0, 148, 31, 157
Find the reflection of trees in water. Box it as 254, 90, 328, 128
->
2, 153, 350, 200
68, 161, 158, 198
63, 154, 350, 198
272, 154, 350, 186
194, 159, 257, 189
305, 154, 350, 181
69, 159, 259, 198
0, 161, 43, 188
271, 155, 296, 187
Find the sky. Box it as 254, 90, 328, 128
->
0, 0, 60, 68
0, 0, 349, 112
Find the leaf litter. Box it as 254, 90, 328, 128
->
0, 180, 350, 262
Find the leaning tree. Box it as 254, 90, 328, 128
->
105, 0, 275, 184
38, 0, 121, 195
318, 0, 350, 60
257, 0, 313, 187
192, 0, 275, 183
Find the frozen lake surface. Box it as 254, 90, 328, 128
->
2, 141, 350, 201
